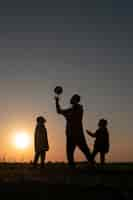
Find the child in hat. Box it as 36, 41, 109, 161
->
86, 119, 109, 164
33, 116, 49, 167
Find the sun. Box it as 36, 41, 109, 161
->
15, 132, 30, 149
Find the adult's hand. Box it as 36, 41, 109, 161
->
55, 96, 59, 102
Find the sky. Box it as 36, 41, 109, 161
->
0, 0, 132, 162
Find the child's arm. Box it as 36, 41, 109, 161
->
86, 129, 96, 137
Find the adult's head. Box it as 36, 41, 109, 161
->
98, 119, 108, 128
36, 116, 46, 124
70, 94, 81, 105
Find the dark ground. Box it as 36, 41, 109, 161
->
0, 162, 132, 200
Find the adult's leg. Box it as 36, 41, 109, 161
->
40, 151, 46, 167
100, 152, 105, 165
77, 137, 92, 162
91, 149, 98, 162
66, 136, 76, 167
33, 152, 40, 166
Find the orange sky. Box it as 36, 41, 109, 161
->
0, 111, 132, 163
0, 81, 131, 163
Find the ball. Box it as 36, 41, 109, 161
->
54, 86, 63, 95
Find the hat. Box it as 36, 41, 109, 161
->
98, 119, 108, 127
37, 116, 46, 123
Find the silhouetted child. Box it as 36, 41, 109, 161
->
33, 116, 49, 167
86, 119, 109, 165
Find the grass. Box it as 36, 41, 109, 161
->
0, 162, 132, 199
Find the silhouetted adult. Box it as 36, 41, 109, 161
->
55, 94, 91, 167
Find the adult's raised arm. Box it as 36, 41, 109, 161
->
55, 96, 72, 117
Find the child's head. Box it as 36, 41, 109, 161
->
36, 116, 46, 124
98, 119, 108, 128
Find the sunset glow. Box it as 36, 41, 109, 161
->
0, 0, 132, 164
14, 132, 30, 150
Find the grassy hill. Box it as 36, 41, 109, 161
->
0, 162, 132, 199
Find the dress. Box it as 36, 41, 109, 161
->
34, 124, 49, 153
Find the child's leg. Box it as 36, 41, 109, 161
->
100, 152, 105, 164
40, 151, 46, 167
33, 152, 40, 165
